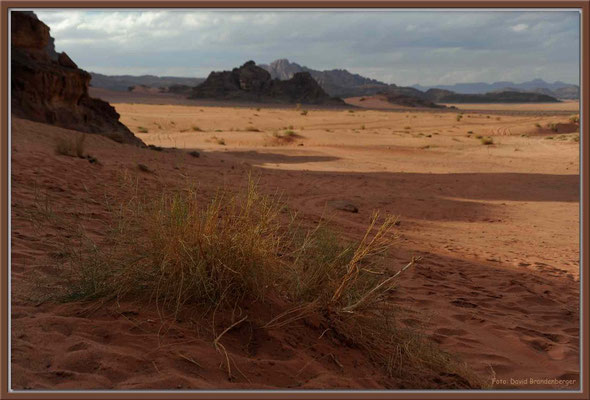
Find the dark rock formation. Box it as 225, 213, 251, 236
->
424, 89, 559, 103
379, 92, 444, 108
190, 61, 345, 105
11, 11, 143, 145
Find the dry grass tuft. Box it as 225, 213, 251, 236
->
32, 176, 485, 388
55, 134, 86, 158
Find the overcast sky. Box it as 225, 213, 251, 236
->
31, 9, 580, 86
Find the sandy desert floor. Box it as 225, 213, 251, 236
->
10, 101, 580, 390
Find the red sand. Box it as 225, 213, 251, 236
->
10, 101, 580, 390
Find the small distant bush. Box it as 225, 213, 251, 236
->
137, 163, 152, 173
480, 137, 493, 145
244, 126, 261, 132
55, 134, 86, 158
137, 126, 149, 133
548, 123, 559, 132
569, 114, 579, 124
188, 150, 200, 158
534, 123, 542, 128
475, 135, 483, 139
192, 126, 204, 132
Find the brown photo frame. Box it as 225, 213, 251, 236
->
1, 1, 588, 399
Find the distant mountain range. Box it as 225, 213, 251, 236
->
89, 72, 204, 92
87, 59, 577, 103
259, 59, 389, 98
412, 79, 579, 99
259, 59, 578, 100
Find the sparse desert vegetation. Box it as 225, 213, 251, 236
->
54, 134, 86, 158
12, 101, 580, 390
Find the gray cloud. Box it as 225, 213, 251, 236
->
31, 9, 580, 85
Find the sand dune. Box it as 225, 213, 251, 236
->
10, 101, 580, 389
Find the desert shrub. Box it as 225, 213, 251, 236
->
137, 163, 152, 173
480, 137, 493, 145
54, 134, 86, 158
244, 126, 261, 132
456, 115, 462, 122
192, 126, 204, 132
534, 123, 542, 128
570, 114, 579, 124
548, 123, 559, 132
137, 126, 149, 133
34, 176, 484, 388
300, 110, 308, 116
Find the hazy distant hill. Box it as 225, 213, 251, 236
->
89, 73, 204, 92
412, 79, 579, 99
490, 86, 580, 100
259, 59, 390, 98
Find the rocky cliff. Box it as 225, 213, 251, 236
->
190, 61, 345, 105
11, 11, 143, 145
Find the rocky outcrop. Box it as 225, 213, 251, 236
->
11, 11, 143, 145
190, 61, 345, 105
260, 58, 389, 98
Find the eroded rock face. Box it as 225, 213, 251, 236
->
191, 61, 345, 105
11, 11, 143, 145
